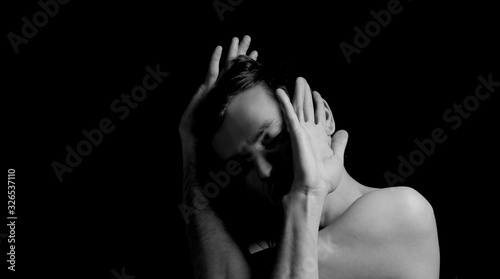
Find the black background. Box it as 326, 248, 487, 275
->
3, 0, 498, 278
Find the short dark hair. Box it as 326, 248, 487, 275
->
193, 55, 292, 146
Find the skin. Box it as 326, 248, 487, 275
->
180, 35, 440, 279
211, 79, 440, 278
212, 80, 354, 226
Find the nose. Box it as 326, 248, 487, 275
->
254, 152, 273, 179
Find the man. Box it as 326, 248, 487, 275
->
179, 35, 439, 279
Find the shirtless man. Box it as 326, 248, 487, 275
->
179, 35, 440, 279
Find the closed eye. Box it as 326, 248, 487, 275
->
262, 123, 287, 151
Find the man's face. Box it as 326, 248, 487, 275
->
212, 83, 293, 205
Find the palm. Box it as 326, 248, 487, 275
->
275, 78, 348, 197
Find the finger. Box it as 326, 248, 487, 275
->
249, 50, 258, 60
227, 37, 239, 62
303, 78, 314, 122
237, 35, 251, 56
331, 130, 348, 164
204, 45, 222, 88
293, 77, 305, 121
313, 91, 325, 126
276, 89, 299, 133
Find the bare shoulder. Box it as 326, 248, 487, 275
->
346, 186, 438, 238
318, 186, 440, 278
359, 186, 434, 213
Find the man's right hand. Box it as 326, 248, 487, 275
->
179, 35, 258, 152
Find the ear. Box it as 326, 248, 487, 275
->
323, 99, 335, 136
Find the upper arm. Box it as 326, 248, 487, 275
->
317, 187, 440, 279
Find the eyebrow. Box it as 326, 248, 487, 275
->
246, 119, 277, 145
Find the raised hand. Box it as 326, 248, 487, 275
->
275, 77, 349, 198
179, 36, 257, 149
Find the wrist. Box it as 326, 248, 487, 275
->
285, 184, 329, 203
282, 190, 326, 215
281, 190, 325, 239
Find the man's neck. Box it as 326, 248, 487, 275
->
319, 167, 373, 229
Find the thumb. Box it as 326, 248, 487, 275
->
331, 130, 348, 164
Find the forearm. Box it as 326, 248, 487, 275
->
182, 150, 251, 279
273, 192, 325, 279
187, 193, 251, 279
